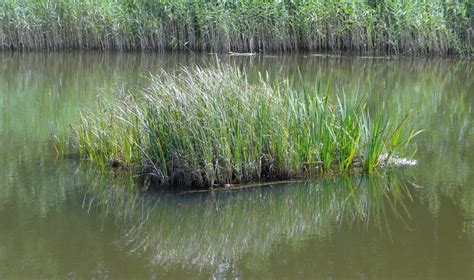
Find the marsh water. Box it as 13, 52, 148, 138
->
0, 53, 472, 279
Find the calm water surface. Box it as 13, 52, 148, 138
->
0, 53, 472, 279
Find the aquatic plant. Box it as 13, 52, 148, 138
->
66, 65, 418, 189
0, 0, 471, 55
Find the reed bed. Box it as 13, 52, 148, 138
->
0, 0, 471, 55
67, 66, 418, 189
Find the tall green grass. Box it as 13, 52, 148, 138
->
66, 65, 417, 189
0, 0, 471, 55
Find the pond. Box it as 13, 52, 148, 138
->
0, 53, 472, 279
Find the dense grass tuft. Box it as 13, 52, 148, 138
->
65, 66, 418, 189
0, 0, 472, 55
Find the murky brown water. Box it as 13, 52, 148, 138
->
0, 53, 472, 279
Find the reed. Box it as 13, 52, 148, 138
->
66, 66, 418, 189
0, 0, 471, 55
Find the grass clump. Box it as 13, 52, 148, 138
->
0, 0, 472, 55
69, 66, 417, 189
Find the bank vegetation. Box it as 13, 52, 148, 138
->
1, 0, 472, 55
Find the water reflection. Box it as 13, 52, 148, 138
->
0, 160, 155, 279
82, 171, 415, 272
0, 52, 472, 278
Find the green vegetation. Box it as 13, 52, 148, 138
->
0, 0, 471, 54
66, 66, 417, 189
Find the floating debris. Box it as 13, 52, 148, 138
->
228, 52, 257, 56
379, 153, 417, 168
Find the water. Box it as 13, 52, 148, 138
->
0, 52, 472, 279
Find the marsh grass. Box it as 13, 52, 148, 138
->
64, 65, 418, 189
0, 0, 471, 55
